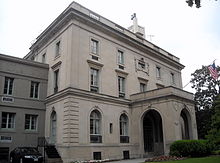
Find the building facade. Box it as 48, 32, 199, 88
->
0, 1, 197, 163
0, 54, 48, 161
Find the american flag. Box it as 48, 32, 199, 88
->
208, 62, 218, 80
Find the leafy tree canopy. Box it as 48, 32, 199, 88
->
190, 65, 220, 111
186, 0, 218, 8
206, 95, 220, 149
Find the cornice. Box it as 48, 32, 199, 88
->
28, 4, 184, 70
46, 87, 131, 106
0, 53, 49, 69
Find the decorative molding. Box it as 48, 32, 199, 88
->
51, 61, 62, 70
115, 69, 128, 76
87, 59, 103, 68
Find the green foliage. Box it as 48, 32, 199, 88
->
206, 95, 220, 149
196, 109, 214, 139
170, 140, 213, 157
146, 156, 220, 163
190, 66, 220, 111
186, 0, 218, 8
190, 66, 219, 139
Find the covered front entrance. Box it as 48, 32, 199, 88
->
143, 109, 164, 155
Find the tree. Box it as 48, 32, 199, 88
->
206, 95, 220, 149
191, 66, 220, 111
190, 65, 220, 139
186, 0, 218, 8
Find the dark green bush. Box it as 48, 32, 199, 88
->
170, 140, 213, 157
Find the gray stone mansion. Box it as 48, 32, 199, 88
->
0, 1, 197, 163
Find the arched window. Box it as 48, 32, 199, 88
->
90, 110, 102, 143
50, 111, 57, 144
120, 113, 129, 143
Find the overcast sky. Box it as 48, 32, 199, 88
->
0, 0, 219, 92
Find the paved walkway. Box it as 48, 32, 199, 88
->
108, 158, 146, 163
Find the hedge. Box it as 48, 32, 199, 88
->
170, 140, 213, 157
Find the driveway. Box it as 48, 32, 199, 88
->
108, 158, 146, 163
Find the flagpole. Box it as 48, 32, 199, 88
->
183, 66, 207, 89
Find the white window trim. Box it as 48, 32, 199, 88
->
1, 112, 15, 129
30, 81, 40, 99
90, 38, 99, 56
4, 77, 14, 95
25, 114, 38, 131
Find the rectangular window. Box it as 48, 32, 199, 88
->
25, 114, 38, 131
90, 68, 99, 92
118, 76, 125, 98
140, 83, 146, 92
54, 69, 59, 93
30, 81, 39, 99
171, 73, 175, 84
3, 77, 14, 95
156, 66, 161, 78
1, 112, 15, 129
55, 41, 60, 57
91, 39, 99, 55
117, 50, 124, 65
42, 53, 46, 63
109, 123, 113, 134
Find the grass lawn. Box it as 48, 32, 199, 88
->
147, 156, 220, 163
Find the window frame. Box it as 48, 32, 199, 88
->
90, 39, 99, 55
140, 83, 146, 92
24, 114, 38, 131
55, 41, 61, 57
118, 76, 125, 98
117, 50, 124, 65
120, 114, 129, 143
30, 81, 40, 99
54, 69, 59, 93
156, 66, 161, 79
171, 72, 175, 84
90, 110, 102, 143
1, 112, 15, 129
3, 77, 14, 95
42, 53, 46, 63
90, 68, 99, 92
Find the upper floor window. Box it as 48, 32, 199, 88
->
117, 50, 124, 65
156, 66, 161, 79
42, 53, 46, 63
90, 68, 99, 92
4, 77, 14, 95
140, 83, 146, 92
91, 39, 99, 55
30, 81, 39, 99
118, 76, 125, 98
1, 112, 15, 129
90, 110, 102, 143
54, 69, 59, 93
55, 41, 61, 57
25, 114, 38, 131
171, 73, 175, 84
120, 114, 129, 143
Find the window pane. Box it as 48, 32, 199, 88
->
1, 112, 15, 129
91, 39, 98, 55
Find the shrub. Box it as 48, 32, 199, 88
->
170, 140, 213, 157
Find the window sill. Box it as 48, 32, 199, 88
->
0, 129, 16, 133
54, 54, 61, 60
24, 130, 38, 134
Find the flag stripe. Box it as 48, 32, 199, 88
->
208, 63, 218, 80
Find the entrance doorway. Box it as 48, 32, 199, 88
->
143, 110, 164, 155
